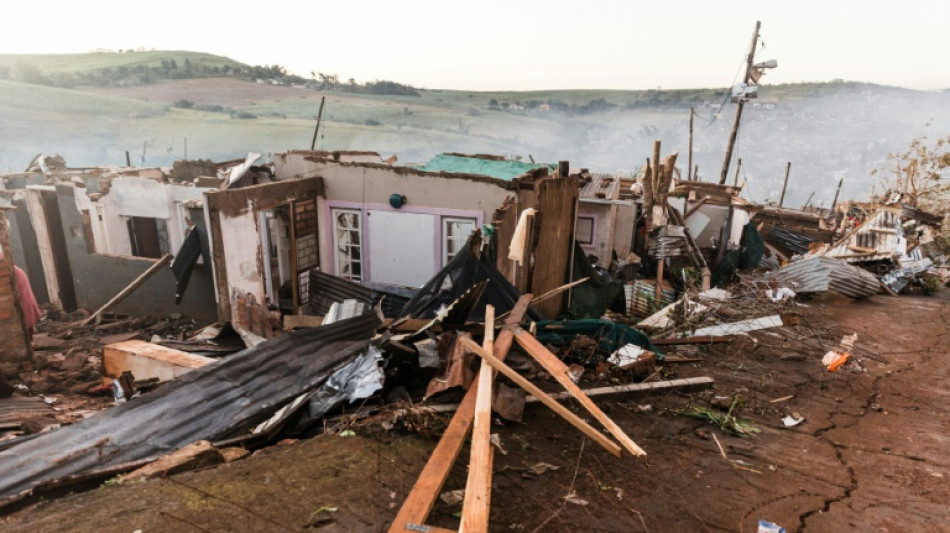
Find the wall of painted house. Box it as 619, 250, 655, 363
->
55, 185, 217, 322
275, 156, 514, 287
612, 203, 636, 262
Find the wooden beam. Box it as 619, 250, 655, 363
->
511, 327, 647, 457
460, 306, 495, 533
81, 253, 173, 326
460, 337, 622, 458
530, 376, 715, 402
388, 295, 533, 533
651, 336, 732, 346
493, 277, 588, 324
683, 196, 709, 219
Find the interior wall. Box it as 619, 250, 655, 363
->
55, 185, 217, 323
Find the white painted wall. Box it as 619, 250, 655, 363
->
218, 205, 264, 303
367, 210, 436, 287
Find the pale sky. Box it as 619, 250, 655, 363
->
2, 0, 948, 91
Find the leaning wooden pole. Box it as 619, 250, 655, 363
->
687, 108, 694, 180
81, 253, 173, 326
719, 21, 761, 185
830, 176, 844, 212
778, 161, 792, 207
309, 96, 326, 151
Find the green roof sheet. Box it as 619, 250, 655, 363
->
415, 154, 553, 181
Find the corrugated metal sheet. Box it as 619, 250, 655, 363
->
767, 256, 880, 299
625, 280, 676, 317
826, 209, 901, 263
309, 269, 373, 316
308, 269, 416, 318
0, 396, 54, 425
765, 226, 815, 255
0, 311, 381, 507
579, 173, 621, 201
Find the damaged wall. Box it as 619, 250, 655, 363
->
3, 196, 49, 304
55, 185, 217, 322
206, 176, 326, 329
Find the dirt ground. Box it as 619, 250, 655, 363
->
2, 291, 948, 532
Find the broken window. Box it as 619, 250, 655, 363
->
332, 209, 362, 281
126, 216, 169, 258
443, 217, 477, 266
576, 216, 595, 246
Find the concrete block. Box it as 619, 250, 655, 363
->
103, 340, 215, 383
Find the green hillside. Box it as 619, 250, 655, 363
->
0, 50, 245, 74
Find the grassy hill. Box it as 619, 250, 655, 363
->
1, 50, 948, 207
0, 50, 244, 74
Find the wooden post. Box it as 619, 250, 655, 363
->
81, 254, 173, 326
802, 191, 815, 211
778, 161, 791, 207
125, 151, 131, 167
459, 306, 495, 533
310, 96, 326, 151
655, 258, 664, 303
694, 164, 699, 182
719, 21, 761, 185
733, 157, 742, 186
830, 176, 844, 212
557, 160, 570, 178
687, 108, 694, 180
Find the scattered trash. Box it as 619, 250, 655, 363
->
781, 414, 805, 427
489, 433, 507, 456
338, 429, 356, 438
675, 405, 761, 437
439, 489, 465, 506
822, 350, 850, 372
607, 344, 648, 368
757, 520, 787, 533
766, 287, 796, 302
526, 462, 561, 476
562, 490, 589, 506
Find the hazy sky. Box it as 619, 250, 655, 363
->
3, 1, 948, 91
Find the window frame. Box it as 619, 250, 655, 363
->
442, 216, 477, 267
331, 208, 363, 281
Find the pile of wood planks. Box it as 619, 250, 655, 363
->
388, 296, 646, 533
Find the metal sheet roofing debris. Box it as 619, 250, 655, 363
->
690, 315, 783, 337
826, 209, 901, 263
415, 154, 552, 181
0, 311, 381, 507
767, 256, 881, 299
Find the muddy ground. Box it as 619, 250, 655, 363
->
1, 291, 948, 532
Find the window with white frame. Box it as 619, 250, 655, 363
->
443, 217, 477, 266
576, 216, 595, 246
332, 208, 363, 281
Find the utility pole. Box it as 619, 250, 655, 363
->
719, 20, 761, 185
184, 137, 188, 160
733, 158, 742, 186
830, 177, 844, 212
310, 96, 326, 151
687, 108, 694, 181
778, 161, 791, 207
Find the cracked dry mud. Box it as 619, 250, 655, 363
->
1, 292, 948, 532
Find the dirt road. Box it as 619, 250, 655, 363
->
2, 292, 948, 532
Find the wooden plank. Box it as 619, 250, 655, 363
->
651, 335, 732, 346
512, 327, 647, 457
493, 277, 588, 324
530, 177, 579, 318
81, 253, 173, 326
459, 306, 495, 533
528, 377, 715, 402
388, 295, 532, 533
460, 337, 622, 458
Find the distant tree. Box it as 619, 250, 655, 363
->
174, 99, 195, 109
872, 130, 950, 211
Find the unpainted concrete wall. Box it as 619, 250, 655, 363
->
55, 185, 217, 323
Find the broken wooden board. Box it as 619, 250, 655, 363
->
282, 314, 324, 330
103, 340, 216, 383
528, 377, 715, 402
512, 327, 646, 457
388, 294, 532, 533
460, 306, 495, 533
460, 337, 622, 458
123, 440, 224, 481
